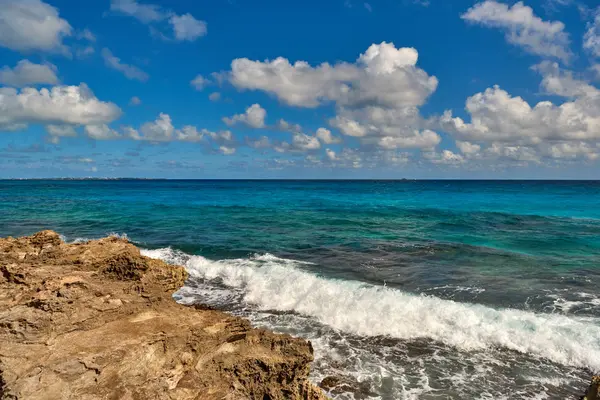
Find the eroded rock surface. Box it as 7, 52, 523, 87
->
0, 231, 327, 400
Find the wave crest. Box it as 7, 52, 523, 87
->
142, 248, 600, 372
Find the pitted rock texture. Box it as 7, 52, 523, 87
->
0, 231, 327, 400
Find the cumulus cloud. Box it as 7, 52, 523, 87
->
439, 63, 600, 164
228, 42, 435, 108
461, 1, 572, 62
425, 150, 465, 165
275, 133, 321, 153
533, 61, 599, 98
326, 148, 337, 160
0, 0, 72, 55
440, 86, 600, 143
102, 48, 149, 82
275, 119, 302, 134
122, 112, 238, 154
132, 112, 174, 141
46, 124, 77, 143
169, 14, 206, 41
292, 133, 321, 150
375, 129, 440, 149
316, 127, 342, 144
456, 141, 481, 155
223, 104, 266, 128
109, 0, 206, 42
0, 84, 122, 130
208, 92, 221, 102
225, 42, 440, 151
0, 60, 59, 87
219, 146, 236, 155
84, 124, 121, 140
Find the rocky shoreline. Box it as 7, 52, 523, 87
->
0, 231, 328, 399
0, 231, 597, 399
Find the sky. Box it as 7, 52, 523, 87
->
0, 0, 599, 179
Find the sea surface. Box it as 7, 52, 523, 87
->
2, 179, 600, 399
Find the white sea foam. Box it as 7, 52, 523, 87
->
142, 248, 600, 372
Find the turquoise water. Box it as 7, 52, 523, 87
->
2, 180, 600, 398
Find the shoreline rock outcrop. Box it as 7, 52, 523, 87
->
581, 376, 600, 400
0, 231, 328, 400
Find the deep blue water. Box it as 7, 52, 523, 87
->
2, 179, 599, 399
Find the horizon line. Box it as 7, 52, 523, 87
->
1, 178, 600, 182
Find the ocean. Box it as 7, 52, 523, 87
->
2, 179, 599, 399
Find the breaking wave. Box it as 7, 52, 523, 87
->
142, 248, 600, 372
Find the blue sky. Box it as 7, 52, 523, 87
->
0, 0, 599, 178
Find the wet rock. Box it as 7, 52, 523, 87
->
320, 375, 378, 399
581, 376, 600, 400
0, 231, 328, 400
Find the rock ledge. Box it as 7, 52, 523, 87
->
0, 231, 327, 400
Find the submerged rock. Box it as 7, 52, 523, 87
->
0, 231, 327, 400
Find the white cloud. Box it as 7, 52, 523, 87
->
425, 150, 465, 165
223, 103, 266, 128
191, 74, 208, 90
0, 0, 72, 55
110, 0, 165, 23
584, 8, 600, 58
136, 112, 174, 141
110, 0, 206, 42
292, 133, 321, 150
124, 113, 237, 151
316, 127, 342, 144
326, 148, 337, 160
229, 42, 435, 109
0, 60, 59, 87
84, 124, 121, 140
376, 129, 440, 149
169, 14, 207, 41
439, 62, 600, 165
102, 48, 149, 82
275, 119, 302, 133
0, 84, 122, 130
364, 3, 372, 12
129, 96, 142, 106
175, 126, 214, 142
533, 61, 599, 98
208, 92, 221, 102
456, 141, 481, 155
275, 133, 321, 153
225, 42, 440, 151
219, 146, 236, 155
440, 84, 600, 143
461, 1, 572, 62
46, 124, 77, 143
